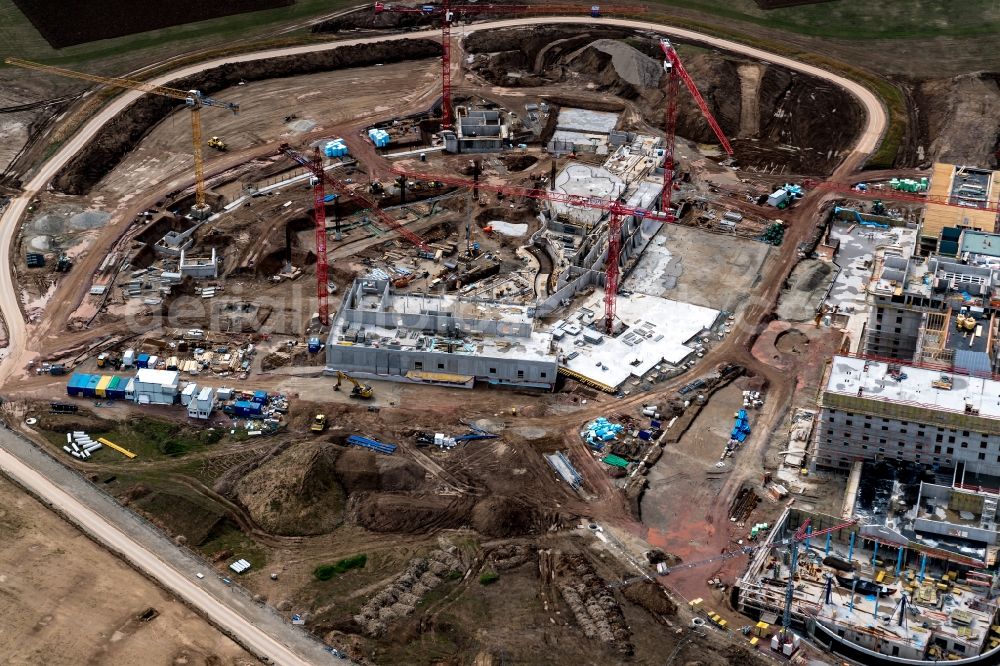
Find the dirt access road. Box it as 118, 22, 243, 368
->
0, 14, 887, 662
0, 15, 886, 386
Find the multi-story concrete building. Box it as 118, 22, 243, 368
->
864, 250, 1000, 374
325, 279, 557, 389
816, 355, 1000, 479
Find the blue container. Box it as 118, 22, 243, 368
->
650, 419, 662, 429
83, 374, 101, 398
137, 353, 150, 369
638, 430, 651, 441
67, 373, 88, 396
251, 390, 268, 404
233, 400, 262, 417
308, 337, 322, 353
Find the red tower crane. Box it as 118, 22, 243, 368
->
658, 38, 734, 214
278, 144, 430, 325
391, 165, 672, 333
373, 2, 646, 129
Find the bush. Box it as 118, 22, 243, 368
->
314, 554, 367, 581
479, 570, 499, 586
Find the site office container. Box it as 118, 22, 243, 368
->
66, 373, 88, 396
251, 390, 268, 405
83, 375, 101, 398
232, 400, 263, 417
95, 375, 113, 398
107, 376, 125, 400
137, 353, 150, 369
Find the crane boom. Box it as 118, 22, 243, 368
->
373, 3, 646, 128
280, 145, 429, 251
658, 40, 734, 157
393, 165, 671, 332
391, 166, 673, 222
5, 57, 239, 215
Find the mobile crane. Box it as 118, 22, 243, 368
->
335, 371, 374, 400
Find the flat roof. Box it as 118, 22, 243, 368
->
134, 368, 180, 386
826, 355, 1000, 419
555, 108, 619, 134
554, 289, 718, 389
923, 163, 1000, 239
960, 230, 1000, 259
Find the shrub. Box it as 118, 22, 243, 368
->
479, 570, 499, 586
314, 554, 367, 581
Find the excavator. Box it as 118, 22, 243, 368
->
207, 136, 227, 151
334, 371, 374, 400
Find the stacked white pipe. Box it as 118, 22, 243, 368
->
62, 431, 102, 459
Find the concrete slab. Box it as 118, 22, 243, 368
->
553, 288, 719, 388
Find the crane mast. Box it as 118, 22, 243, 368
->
4, 57, 239, 219
373, 3, 646, 130
279, 145, 430, 324
657, 39, 734, 213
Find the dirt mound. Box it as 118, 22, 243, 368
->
621, 581, 677, 622
470, 495, 547, 537
347, 493, 473, 533
569, 39, 663, 91
233, 441, 345, 536
53, 39, 441, 195
334, 448, 426, 494
910, 74, 1000, 168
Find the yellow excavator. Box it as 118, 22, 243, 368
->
207, 136, 227, 151
335, 371, 373, 400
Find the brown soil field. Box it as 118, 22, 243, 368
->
12, 0, 292, 48
0, 474, 253, 665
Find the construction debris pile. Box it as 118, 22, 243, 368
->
354, 549, 463, 636
550, 552, 633, 655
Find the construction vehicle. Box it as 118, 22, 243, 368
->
335, 371, 374, 400
207, 136, 227, 151
310, 414, 328, 432
5, 58, 239, 220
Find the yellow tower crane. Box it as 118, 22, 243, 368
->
4, 57, 239, 220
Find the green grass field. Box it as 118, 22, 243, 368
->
0, 0, 354, 72
652, 0, 1000, 40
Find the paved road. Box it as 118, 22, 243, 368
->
0, 14, 889, 666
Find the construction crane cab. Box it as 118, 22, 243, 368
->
335, 371, 374, 400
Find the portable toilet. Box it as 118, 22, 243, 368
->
308, 337, 322, 353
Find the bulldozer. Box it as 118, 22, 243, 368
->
207, 136, 227, 151
335, 371, 373, 400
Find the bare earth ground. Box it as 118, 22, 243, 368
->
94, 58, 441, 200
0, 475, 253, 666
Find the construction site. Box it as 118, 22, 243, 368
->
2, 1, 1000, 665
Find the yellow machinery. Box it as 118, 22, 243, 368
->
310, 414, 328, 432
335, 371, 373, 400
4, 57, 239, 219
207, 136, 227, 151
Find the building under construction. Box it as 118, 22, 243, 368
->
817, 355, 1000, 477
737, 505, 1000, 665
325, 278, 557, 389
